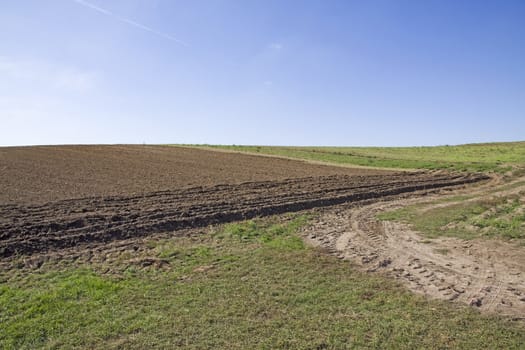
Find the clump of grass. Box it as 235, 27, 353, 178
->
0, 270, 126, 349
434, 248, 450, 255
220, 215, 309, 250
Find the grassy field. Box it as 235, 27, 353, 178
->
2, 214, 525, 349
200, 141, 525, 172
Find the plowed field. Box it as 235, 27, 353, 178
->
0, 145, 386, 204
1, 145, 488, 259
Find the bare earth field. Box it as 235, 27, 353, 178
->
3, 144, 525, 325
0, 145, 485, 257
0, 171, 484, 258
0, 145, 386, 204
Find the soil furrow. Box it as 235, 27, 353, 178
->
0, 172, 486, 257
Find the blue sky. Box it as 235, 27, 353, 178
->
1, 0, 524, 146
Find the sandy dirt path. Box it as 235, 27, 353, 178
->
302, 176, 525, 320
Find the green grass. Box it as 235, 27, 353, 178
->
378, 194, 525, 241
195, 141, 525, 172
2, 215, 525, 349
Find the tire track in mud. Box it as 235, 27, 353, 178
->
303, 177, 525, 320
0, 172, 486, 257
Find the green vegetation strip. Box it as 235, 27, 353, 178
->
196, 141, 525, 172
2, 215, 525, 349
378, 194, 525, 241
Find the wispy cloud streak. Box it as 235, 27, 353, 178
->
74, 0, 111, 15
73, 0, 187, 46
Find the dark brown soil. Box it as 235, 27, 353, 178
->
0, 171, 486, 257
0, 145, 388, 204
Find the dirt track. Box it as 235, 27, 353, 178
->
0, 172, 486, 257
304, 176, 525, 320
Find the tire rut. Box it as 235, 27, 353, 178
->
303, 177, 525, 320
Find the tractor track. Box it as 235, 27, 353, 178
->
303, 175, 525, 320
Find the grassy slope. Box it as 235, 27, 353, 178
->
2, 215, 525, 349
202, 141, 525, 172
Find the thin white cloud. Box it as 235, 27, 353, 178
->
74, 0, 111, 15
73, 0, 188, 46
0, 96, 58, 123
118, 17, 185, 43
0, 56, 97, 92
54, 68, 97, 90
268, 43, 283, 50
